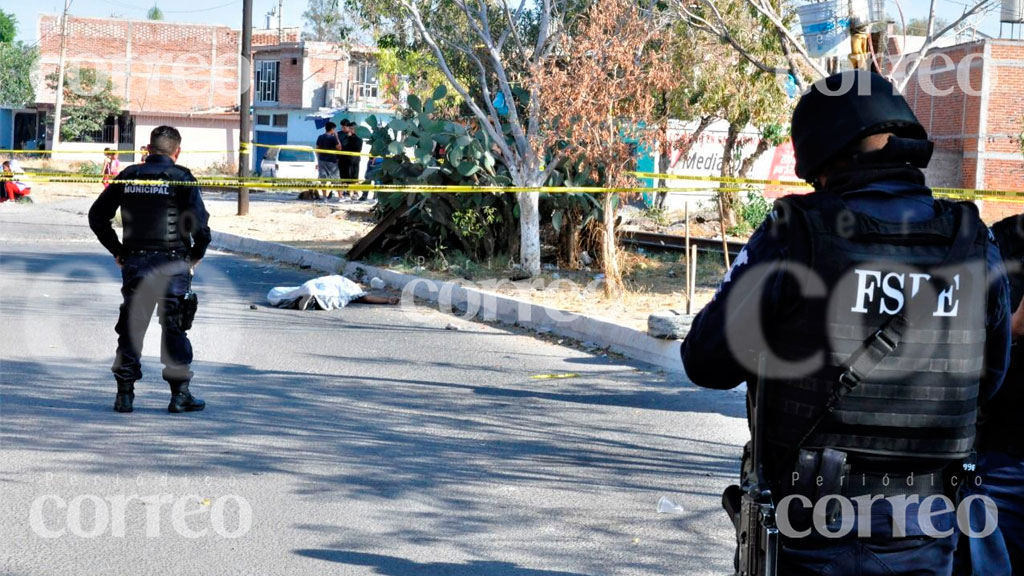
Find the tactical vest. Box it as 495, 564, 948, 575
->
763, 192, 989, 469
120, 164, 190, 252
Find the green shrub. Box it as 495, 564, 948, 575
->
77, 161, 102, 175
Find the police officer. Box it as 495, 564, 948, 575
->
89, 125, 211, 414
682, 71, 1011, 574
956, 212, 1024, 575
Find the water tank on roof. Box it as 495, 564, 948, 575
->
1003, 0, 1024, 23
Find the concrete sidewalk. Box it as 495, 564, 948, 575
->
210, 230, 688, 375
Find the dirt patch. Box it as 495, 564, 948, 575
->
363, 247, 727, 331
204, 192, 376, 256
9, 181, 99, 204
25, 181, 733, 331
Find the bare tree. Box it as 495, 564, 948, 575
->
303, 0, 352, 42
675, 0, 997, 91
388, 0, 572, 277
536, 0, 674, 295
890, 0, 997, 90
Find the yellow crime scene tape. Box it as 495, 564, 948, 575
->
2, 151, 1020, 201
1, 171, 743, 194
0, 148, 245, 155
629, 171, 1024, 204
244, 142, 375, 158
0, 142, 375, 158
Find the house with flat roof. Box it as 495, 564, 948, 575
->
16, 14, 298, 170
251, 40, 399, 174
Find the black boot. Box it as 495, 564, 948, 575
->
114, 381, 135, 413
168, 381, 205, 413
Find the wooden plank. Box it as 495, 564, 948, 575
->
345, 205, 411, 261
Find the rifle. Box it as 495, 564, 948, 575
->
722, 355, 778, 576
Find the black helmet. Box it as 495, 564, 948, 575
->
791, 71, 928, 181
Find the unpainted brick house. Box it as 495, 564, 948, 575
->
249, 40, 398, 173
896, 38, 1024, 222
26, 14, 298, 169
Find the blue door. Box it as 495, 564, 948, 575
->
254, 130, 288, 175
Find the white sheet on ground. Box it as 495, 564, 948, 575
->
267, 275, 367, 310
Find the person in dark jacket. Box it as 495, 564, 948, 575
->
955, 212, 1023, 576
88, 126, 211, 414
682, 71, 1011, 575
315, 121, 342, 199
334, 120, 353, 198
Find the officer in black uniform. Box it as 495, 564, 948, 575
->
682, 71, 1011, 575
89, 125, 211, 414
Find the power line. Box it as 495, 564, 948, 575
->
98, 0, 240, 14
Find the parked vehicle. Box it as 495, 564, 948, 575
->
260, 146, 318, 179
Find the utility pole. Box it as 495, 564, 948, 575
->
51, 0, 73, 151
238, 0, 252, 216
277, 0, 283, 43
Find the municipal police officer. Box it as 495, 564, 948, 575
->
89, 125, 211, 414
682, 71, 1011, 575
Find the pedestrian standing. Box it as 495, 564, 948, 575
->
315, 121, 342, 200
88, 126, 211, 414
341, 120, 367, 200
102, 148, 120, 189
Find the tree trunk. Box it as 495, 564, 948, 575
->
517, 191, 541, 277
558, 211, 581, 269
738, 138, 771, 179
602, 105, 623, 297
656, 147, 670, 210
501, 193, 519, 259
718, 123, 741, 229
602, 191, 623, 297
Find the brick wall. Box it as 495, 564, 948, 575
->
252, 28, 300, 47
253, 43, 304, 108
983, 42, 1024, 202
252, 41, 349, 110
903, 39, 1023, 222
37, 15, 240, 114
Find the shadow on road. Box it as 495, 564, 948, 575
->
294, 549, 594, 576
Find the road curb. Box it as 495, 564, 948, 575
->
211, 230, 685, 374
211, 231, 346, 274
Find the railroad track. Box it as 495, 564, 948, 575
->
620, 230, 746, 257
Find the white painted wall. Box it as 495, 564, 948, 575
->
49, 142, 117, 163
134, 116, 239, 171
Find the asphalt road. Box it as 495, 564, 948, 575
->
0, 197, 749, 576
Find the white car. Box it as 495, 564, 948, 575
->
260, 146, 318, 179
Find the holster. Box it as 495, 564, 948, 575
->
179, 268, 198, 331
180, 290, 198, 331
787, 448, 849, 530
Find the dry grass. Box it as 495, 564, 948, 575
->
26, 180, 729, 330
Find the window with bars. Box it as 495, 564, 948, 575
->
348, 61, 379, 104
254, 60, 280, 103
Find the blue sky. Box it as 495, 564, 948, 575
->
7, 0, 305, 44
5, 0, 1006, 45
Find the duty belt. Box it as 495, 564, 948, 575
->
843, 472, 947, 499
124, 248, 189, 257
